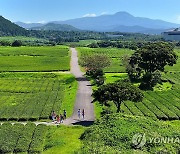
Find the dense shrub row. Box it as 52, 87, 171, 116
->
0, 75, 68, 121
81, 114, 180, 153
0, 123, 47, 153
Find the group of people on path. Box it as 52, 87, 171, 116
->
51, 109, 85, 124
51, 110, 66, 124
78, 109, 85, 119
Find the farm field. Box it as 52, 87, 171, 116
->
0, 46, 70, 72
81, 114, 180, 153
0, 72, 77, 121
0, 123, 47, 153
0, 123, 85, 154
0, 36, 47, 42
78, 47, 180, 120
103, 72, 180, 120
77, 47, 134, 72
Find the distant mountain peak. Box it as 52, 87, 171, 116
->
114, 11, 134, 17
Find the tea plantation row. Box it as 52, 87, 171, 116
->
0, 123, 47, 153
0, 46, 70, 72
0, 73, 77, 121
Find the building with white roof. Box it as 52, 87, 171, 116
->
162, 28, 180, 41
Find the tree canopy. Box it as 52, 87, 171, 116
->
127, 42, 178, 89
79, 54, 111, 71
93, 80, 144, 112
129, 42, 177, 73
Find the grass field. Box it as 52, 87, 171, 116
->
0, 123, 85, 154
165, 48, 180, 72
0, 72, 77, 121
0, 123, 47, 153
77, 47, 134, 72
44, 125, 85, 154
97, 72, 180, 120
0, 36, 47, 42
81, 114, 180, 153
0, 46, 70, 72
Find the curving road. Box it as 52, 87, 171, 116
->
63, 48, 95, 125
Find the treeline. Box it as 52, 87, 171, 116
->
107, 32, 163, 41
0, 39, 55, 47
29, 30, 108, 43
88, 40, 176, 50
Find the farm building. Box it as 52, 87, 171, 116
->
162, 28, 180, 41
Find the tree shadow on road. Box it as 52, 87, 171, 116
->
72, 120, 94, 127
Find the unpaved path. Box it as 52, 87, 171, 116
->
63, 48, 95, 125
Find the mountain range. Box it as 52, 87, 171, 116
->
15, 12, 180, 34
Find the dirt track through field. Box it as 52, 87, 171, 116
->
63, 48, 95, 126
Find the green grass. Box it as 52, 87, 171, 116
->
0, 72, 77, 121
0, 36, 47, 42
165, 48, 180, 72
93, 71, 180, 120
77, 47, 134, 73
64, 39, 99, 47
0, 123, 47, 153
81, 114, 180, 153
44, 125, 85, 154
0, 46, 70, 72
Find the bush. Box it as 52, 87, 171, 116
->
12, 40, 22, 47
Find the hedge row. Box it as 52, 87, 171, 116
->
0, 123, 47, 153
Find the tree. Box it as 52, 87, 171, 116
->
12, 40, 22, 47
128, 42, 178, 89
79, 54, 111, 85
80, 54, 111, 71
93, 80, 144, 112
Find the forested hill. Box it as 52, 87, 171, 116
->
0, 16, 28, 36
31, 23, 80, 31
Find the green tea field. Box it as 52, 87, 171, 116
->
0, 46, 70, 72
0, 73, 77, 121
77, 47, 134, 72
0, 123, 47, 153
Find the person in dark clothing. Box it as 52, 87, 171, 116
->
63, 110, 67, 119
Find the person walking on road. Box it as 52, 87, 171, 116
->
56, 115, 60, 124
82, 109, 85, 119
78, 109, 81, 119
60, 114, 64, 123
51, 111, 56, 121
63, 110, 67, 119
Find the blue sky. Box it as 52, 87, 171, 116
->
1, 0, 180, 24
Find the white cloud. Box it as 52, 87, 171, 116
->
83, 13, 97, 17
37, 20, 46, 24
101, 12, 108, 15
24, 21, 32, 24
24, 20, 46, 24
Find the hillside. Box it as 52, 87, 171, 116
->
15, 21, 45, 29
81, 114, 180, 153
0, 16, 27, 36
31, 23, 79, 31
